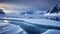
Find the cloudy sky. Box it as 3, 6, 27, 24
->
0, 0, 60, 13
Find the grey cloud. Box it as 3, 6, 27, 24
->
0, 0, 60, 10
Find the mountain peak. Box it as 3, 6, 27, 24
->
47, 5, 60, 14
0, 9, 5, 14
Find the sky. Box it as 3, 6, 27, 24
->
0, 0, 60, 13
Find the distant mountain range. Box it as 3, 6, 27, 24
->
0, 5, 60, 20
19, 9, 45, 18
20, 9, 44, 15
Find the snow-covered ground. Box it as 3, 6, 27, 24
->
2, 18, 60, 27
0, 18, 60, 34
18, 19, 60, 27
0, 16, 60, 34
0, 17, 60, 28
43, 12, 60, 18
42, 29, 60, 34
0, 23, 28, 34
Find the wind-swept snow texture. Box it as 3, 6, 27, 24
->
0, 23, 28, 34
42, 29, 60, 34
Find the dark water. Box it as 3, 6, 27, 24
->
9, 20, 48, 34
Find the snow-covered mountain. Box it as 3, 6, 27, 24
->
0, 9, 45, 18
19, 9, 45, 18
0, 9, 5, 14
0, 9, 6, 18
43, 5, 60, 21
0, 5, 60, 20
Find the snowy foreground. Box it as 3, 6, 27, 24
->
0, 23, 28, 34
0, 18, 60, 34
